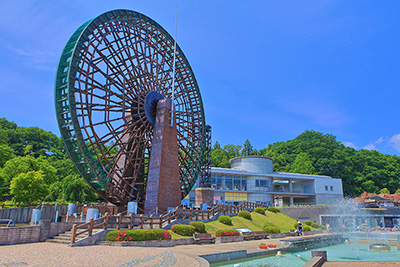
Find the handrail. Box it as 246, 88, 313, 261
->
69, 201, 267, 244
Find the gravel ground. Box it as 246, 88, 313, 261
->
0, 243, 201, 267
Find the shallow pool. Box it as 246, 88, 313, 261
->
212, 242, 400, 267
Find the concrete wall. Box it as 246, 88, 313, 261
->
314, 178, 343, 196
315, 194, 343, 205
230, 157, 273, 174
279, 206, 331, 223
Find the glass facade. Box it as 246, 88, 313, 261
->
210, 174, 247, 191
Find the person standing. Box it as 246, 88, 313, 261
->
297, 221, 303, 236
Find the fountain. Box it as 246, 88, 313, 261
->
368, 232, 391, 252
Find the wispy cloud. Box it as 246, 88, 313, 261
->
343, 141, 357, 149
389, 134, 400, 152
3, 44, 57, 71
362, 143, 376, 151
361, 134, 400, 153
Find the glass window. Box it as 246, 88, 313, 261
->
233, 178, 240, 190
225, 177, 232, 190
330, 186, 334, 191
216, 177, 223, 190
241, 177, 247, 191
325, 186, 329, 191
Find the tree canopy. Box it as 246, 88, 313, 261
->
0, 117, 98, 203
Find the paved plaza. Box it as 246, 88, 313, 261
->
1, 234, 400, 266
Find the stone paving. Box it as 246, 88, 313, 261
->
1, 233, 399, 266
0, 242, 201, 267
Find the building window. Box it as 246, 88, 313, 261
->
325, 186, 329, 191
256, 179, 269, 188
330, 186, 334, 191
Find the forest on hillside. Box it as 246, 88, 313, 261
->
0, 118, 97, 204
212, 130, 400, 197
1, 116, 399, 203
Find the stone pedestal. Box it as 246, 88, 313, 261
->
195, 188, 214, 207
144, 99, 181, 214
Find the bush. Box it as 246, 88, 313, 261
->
219, 215, 232, 225
267, 206, 280, 213
106, 229, 171, 242
311, 222, 319, 228
303, 226, 311, 231
254, 207, 266, 215
238, 210, 252, 220
216, 229, 240, 237
304, 221, 313, 226
189, 221, 206, 233
171, 224, 195, 236
263, 226, 281, 234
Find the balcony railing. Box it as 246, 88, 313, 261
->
273, 188, 315, 194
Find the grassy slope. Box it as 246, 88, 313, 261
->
169, 211, 320, 238
205, 211, 299, 235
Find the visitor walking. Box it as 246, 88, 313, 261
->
297, 221, 303, 236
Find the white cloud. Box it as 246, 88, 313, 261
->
343, 142, 357, 149
362, 143, 376, 151
389, 134, 400, 152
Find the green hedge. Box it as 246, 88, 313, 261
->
238, 210, 252, 220
304, 226, 311, 231
189, 221, 206, 233
304, 221, 313, 226
254, 207, 266, 215
218, 215, 232, 225
216, 229, 240, 237
267, 206, 280, 213
171, 224, 195, 236
106, 229, 171, 242
263, 226, 281, 234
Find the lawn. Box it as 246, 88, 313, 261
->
169, 211, 322, 238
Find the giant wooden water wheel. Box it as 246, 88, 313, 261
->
55, 10, 207, 210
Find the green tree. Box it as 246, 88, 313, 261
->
213, 141, 221, 150
211, 148, 230, 168
242, 139, 253, 156
290, 153, 315, 174
0, 118, 64, 158
395, 188, 400, 194
61, 174, 97, 203
0, 155, 57, 198
380, 188, 390, 194
223, 144, 242, 158
0, 144, 15, 168
10, 171, 49, 203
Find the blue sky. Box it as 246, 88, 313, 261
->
0, 1, 399, 155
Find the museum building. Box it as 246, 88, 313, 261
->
187, 156, 344, 206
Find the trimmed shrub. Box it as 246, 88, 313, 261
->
254, 207, 266, 215
267, 206, 280, 213
189, 221, 206, 233
263, 226, 281, 234
219, 215, 232, 225
238, 210, 252, 220
311, 222, 319, 228
216, 229, 240, 237
106, 229, 171, 242
171, 224, 195, 236
304, 221, 313, 226
303, 226, 311, 231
